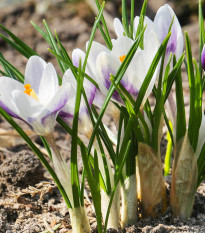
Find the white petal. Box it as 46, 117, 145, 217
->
114, 18, 125, 37
72, 48, 85, 67
72, 48, 96, 92
0, 77, 24, 118
38, 63, 59, 106
133, 16, 154, 39
143, 30, 160, 64
62, 69, 77, 113
42, 82, 70, 115
133, 16, 140, 37
111, 36, 134, 59
24, 56, 47, 93
12, 90, 44, 121
175, 30, 184, 60
93, 89, 106, 108
62, 69, 95, 116
87, 41, 110, 69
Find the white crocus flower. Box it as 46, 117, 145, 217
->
114, 4, 184, 61
89, 30, 160, 106
0, 56, 70, 136
59, 49, 98, 136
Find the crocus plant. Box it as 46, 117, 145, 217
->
0, 0, 205, 233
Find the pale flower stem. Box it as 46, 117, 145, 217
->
44, 133, 73, 206
101, 186, 120, 230
45, 134, 91, 233
69, 206, 91, 233
121, 174, 138, 228
167, 92, 176, 128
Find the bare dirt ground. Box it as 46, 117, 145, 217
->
0, 0, 205, 232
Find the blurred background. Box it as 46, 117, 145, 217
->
0, 0, 204, 74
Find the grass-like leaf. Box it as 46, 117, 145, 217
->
0, 55, 24, 82
70, 61, 83, 208
122, 0, 129, 37
186, 32, 196, 145
174, 55, 186, 142
43, 20, 66, 76
0, 24, 38, 58
95, 0, 112, 49
192, 59, 202, 151
81, 145, 103, 233
135, 0, 147, 48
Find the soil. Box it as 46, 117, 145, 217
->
0, 0, 205, 232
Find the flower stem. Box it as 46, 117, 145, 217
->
121, 174, 138, 228
101, 186, 120, 230
45, 133, 73, 207
69, 206, 91, 233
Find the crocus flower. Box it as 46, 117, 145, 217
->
89, 30, 160, 106
201, 45, 205, 71
114, 4, 183, 61
0, 56, 70, 136
59, 49, 98, 135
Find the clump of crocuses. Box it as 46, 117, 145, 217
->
0, 0, 205, 233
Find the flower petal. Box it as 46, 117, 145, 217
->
12, 90, 44, 121
96, 51, 123, 104
154, 4, 183, 59
87, 41, 110, 76
24, 56, 47, 93
93, 89, 106, 108
44, 82, 71, 115
38, 63, 59, 106
114, 18, 125, 37
72, 48, 85, 67
133, 16, 154, 39
62, 69, 96, 118
111, 36, 134, 59
0, 77, 24, 118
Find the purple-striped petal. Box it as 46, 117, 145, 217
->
96, 52, 124, 104
154, 4, 183, 60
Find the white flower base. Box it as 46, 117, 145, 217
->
69, 206, 91, 233
121, 174, 138, 228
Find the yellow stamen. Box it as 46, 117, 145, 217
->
24, 84, 39, 101
119, 55, 126, 63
